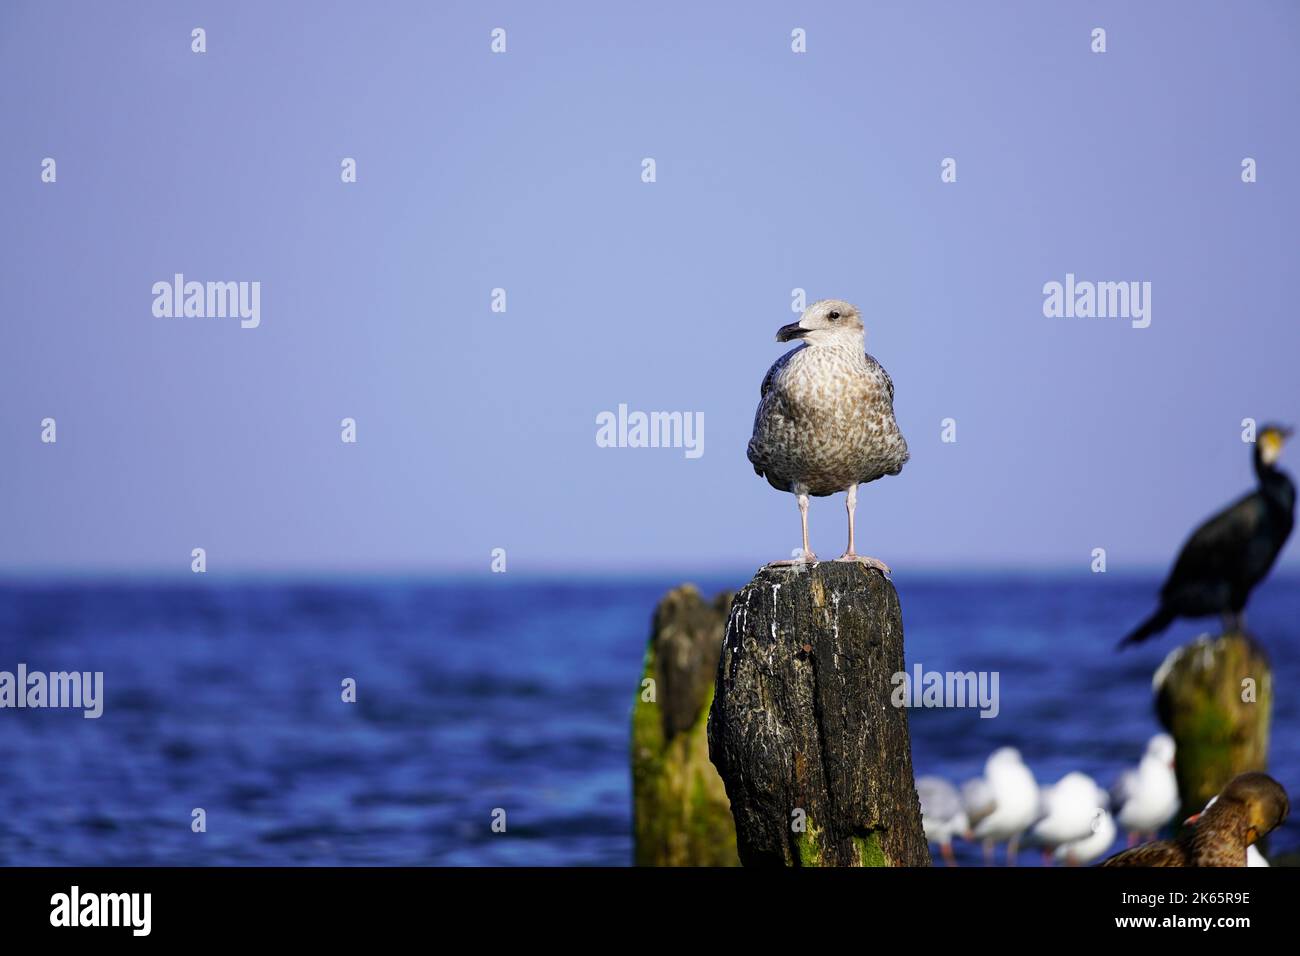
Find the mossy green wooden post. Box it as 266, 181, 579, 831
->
1154, 631, 1272, 819
631, 585, 739, 866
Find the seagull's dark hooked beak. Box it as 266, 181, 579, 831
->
775, 321, 807, 343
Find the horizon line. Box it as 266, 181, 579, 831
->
1, 562, 1298, 584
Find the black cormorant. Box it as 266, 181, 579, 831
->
1120, 424, 1294, 647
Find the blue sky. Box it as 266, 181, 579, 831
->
2, 1, 1298, 574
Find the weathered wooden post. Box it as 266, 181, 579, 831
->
708, 563, 930, 866
1154, 631, 1272, 818
631, 585, 739, 866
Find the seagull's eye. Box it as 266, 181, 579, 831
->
828, 311, 841, 320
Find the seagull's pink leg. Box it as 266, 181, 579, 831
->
834, 484, 890, 574
768, 493, 818, 566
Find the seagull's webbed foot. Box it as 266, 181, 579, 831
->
834, 552, 891, 575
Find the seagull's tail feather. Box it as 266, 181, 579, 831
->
1118, 606, 1175, 649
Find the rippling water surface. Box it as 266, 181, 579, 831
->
0, 572, 1296, 865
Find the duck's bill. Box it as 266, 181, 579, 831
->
776, 322, 807, 342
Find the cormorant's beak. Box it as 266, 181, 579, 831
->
776, 321, 807, 343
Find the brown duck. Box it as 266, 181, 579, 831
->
1101, 772, 1288, 867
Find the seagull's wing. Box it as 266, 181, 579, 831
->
749, 351, 799, 476
864, 352, 895, 403
759, 350, 795, 399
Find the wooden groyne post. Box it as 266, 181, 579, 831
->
707, 563, 930, 866
1154, 631, 1273, 819
631, 585, 739, 866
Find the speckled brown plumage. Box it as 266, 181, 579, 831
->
1101, 772, 1289, 867
748, 301, 908, 497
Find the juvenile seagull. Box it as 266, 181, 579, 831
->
747, 299, 909, 569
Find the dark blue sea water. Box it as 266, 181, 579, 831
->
0, 571, 1296, 866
